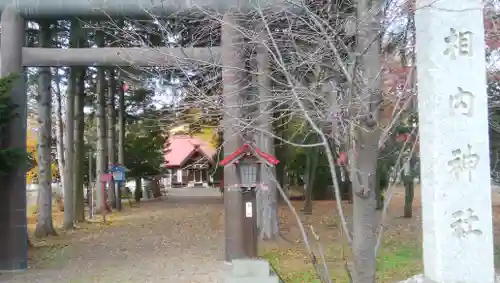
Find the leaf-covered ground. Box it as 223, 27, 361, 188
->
1, 195, 230, 283
3, 186, 500, 283
262, 186, 500, 283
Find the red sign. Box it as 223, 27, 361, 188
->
101, 173, 113, 183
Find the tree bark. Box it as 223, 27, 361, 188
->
73, 19, 86, 222
95, 29, 108, 214
62, 22, 80, 229
134, 178, 142, 202
34, 20, 57, 238
303, 143, 319, 214
403, 179, 414, 218
74, 65, 86, 222
402, 15, 417, 220
350, 0, 383, 281
107, 69, 117, 209
117, 71, 125, 210
53, 69, 65, 204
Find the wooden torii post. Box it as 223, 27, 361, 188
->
0, 0, 291, 270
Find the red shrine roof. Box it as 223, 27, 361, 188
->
219, 143, 279, 167
164, 135, 216, 168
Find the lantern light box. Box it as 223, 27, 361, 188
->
108, 164, 129, 183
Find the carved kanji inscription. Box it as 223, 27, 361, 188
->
450, 208, 482, 238
448, 144, 479, 181
449, 87, 474, 116
444, 28, 473, 59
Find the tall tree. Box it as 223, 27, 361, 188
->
73, 20, 87, 222
117, 73, 126, 209
63, 20, 80, 229
34, 21, 57, 237
95, 28, 108, 213
106, 69, 117, 209
53, 68, 65, 210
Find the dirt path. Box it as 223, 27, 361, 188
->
0, 196, 230, 283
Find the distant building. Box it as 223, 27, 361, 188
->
163, 135, 216, 188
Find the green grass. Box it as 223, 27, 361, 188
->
263, 241, 422, 283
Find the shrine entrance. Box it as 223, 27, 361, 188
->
0, 0, 285, 270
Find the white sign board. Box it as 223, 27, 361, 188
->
245, 201, 252, 218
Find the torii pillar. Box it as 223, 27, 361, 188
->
0, 0, 291, 269
0, 6, 27, 270
221, 11, 247, 262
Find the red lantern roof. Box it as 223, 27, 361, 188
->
219, 143, 279, 167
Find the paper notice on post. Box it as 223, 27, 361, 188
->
245, 202, 252, 217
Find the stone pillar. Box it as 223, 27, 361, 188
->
413, 0, 494, 282
222, 11, 245, 262
0, 6, 27, 270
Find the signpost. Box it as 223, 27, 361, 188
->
109, 164, 128, 211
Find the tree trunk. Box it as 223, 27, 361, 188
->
403, 154, 416, 218
402, 15, 417, 220
403, 179, 414, 218
95, 29, 107, 214
63, 70, 76, 229
53, 69, 65, 204
134, 178, 142, 202
117, 72, 125, 210
88, 149, 94, 217
350, 0, 383, 281
106, 69, 117, 209
62, 21, 83, 229
73, 65, 86, 222
303, 145, 319, 214
73, 20, 86, 222
34, 21, 57, 238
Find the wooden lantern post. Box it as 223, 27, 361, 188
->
220, 144, 279, 259
109, 164, 129, 211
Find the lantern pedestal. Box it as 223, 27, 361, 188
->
241, 187, 258, 258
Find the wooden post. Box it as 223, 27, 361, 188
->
242, 188, 258, 258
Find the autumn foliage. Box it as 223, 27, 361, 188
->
25, 114, 58, 184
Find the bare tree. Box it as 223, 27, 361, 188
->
101, 1, 414, 280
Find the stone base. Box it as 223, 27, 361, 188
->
398, 274, 500, 282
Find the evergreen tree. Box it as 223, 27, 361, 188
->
0, 74, 30, 175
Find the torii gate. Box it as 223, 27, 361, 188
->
0, 0, 286, 270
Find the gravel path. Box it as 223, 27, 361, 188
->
0, 195, 230, 283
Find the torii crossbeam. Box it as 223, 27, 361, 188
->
0, 0, 290, 19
